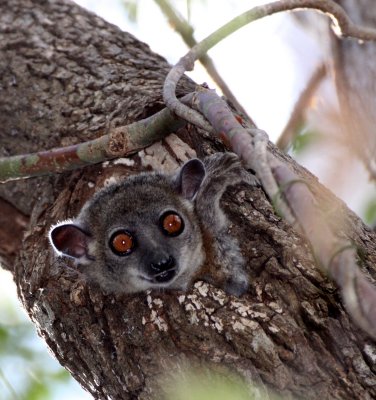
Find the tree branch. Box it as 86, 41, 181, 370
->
273, 164, 376, 339
0, 95, 193, 182
163, 0, 376, 132
161, 1, 376, 339
154, 0, 255, 125
192, 85, 376, 340
276, 64, 326, 151
192, 89, 296, 222
3, 0, 374, 182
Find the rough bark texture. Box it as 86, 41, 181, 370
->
0, 1, 376, 399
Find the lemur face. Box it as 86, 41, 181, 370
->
50, 153, 253, 297
49, 160, 206, 294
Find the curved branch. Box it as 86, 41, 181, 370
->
192, 89, 296, 221
154, 0, 254, 124
163, 0, 376, 131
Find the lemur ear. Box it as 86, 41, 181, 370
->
175, 159, 206, 200
49, 222, 91, 261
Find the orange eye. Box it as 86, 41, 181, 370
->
160, 212, 184, 236
110, 231, 134, 255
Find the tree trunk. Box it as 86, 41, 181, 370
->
1, 1, 375, 399
331, 0, 376, 177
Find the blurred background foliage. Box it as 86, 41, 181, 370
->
0, 270, 90, 400
163, 368, 278, 400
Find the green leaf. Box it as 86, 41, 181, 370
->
122, 0, 139, 22
25, 380, 51, 400
0, 325, 10, 344
49, 368, 71, 382
364, 197, 376, 225
163, 368, 279, 400
291, 130, 320, 154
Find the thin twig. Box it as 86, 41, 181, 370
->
163, 0, 376, 132
154, 0, 254, 124
277, 64, 326, 151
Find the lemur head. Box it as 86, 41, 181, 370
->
49, 159, 206, 294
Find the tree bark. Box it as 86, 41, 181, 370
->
1, 1, 376, 399
331, 0, 376, 177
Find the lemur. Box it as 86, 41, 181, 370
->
49, 152, 258, 296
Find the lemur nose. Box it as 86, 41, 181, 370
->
148, 255, 176, 283
150, 256, 175, 273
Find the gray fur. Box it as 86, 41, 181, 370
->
49, 152, 258, 296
